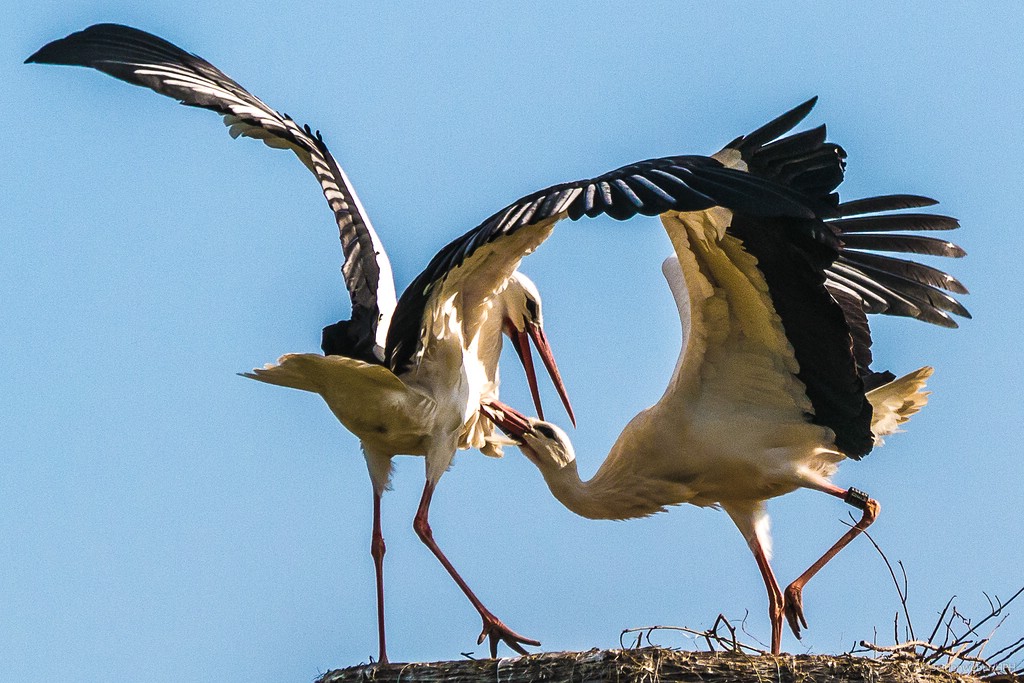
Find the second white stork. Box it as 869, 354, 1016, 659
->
27, 24, 576, 662
481, 101, 967, 654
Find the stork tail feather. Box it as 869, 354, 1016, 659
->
867, 366, 934, 443
240, 355, 324, 393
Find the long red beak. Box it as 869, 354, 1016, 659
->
479, 399, 532, 440
508, 322, 576, 427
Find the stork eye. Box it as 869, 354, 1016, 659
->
534, 424, 557, 440
525, 297, 539, 319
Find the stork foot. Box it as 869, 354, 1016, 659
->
783, 583, 809, 639
477, 613, 540, 658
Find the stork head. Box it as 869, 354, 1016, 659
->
480, 399, 576, 472
499, 272, 576, 427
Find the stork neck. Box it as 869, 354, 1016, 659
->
540, 459, 652, 520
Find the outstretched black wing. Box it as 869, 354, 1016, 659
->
825, 195, 968, 328
721, 96, 846, 206
28, 24, 396, 362
385, 151, 822, 375
717, 100, 966, 457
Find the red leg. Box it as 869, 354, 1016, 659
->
413, 480, 540, 657
747, 532, 785, 654
784, 484, 881, 639
371, 490, 388, 664
726, 506, 785, 654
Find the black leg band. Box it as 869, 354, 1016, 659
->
844, 487, 870, 510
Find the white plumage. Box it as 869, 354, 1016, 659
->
484, 238, 935, 651
30, 23, 967, 661
28, 24, 574, 662
481, 109, 963, 653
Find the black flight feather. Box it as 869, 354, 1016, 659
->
29, 23, 392, 364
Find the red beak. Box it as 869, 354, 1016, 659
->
508, 326, 543, 420
508, 322, 576, 428
479, 399, 532, 440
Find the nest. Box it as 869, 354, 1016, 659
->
316, 648, 1000, 683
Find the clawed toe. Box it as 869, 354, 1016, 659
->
477, 616, 541, 658
783, 584, 809, 639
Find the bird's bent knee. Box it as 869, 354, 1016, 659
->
413, 517, 431, 541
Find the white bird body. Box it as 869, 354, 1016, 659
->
488, 202, 941, 650
31, 26, 966, 657
28, 24, 575, 662
478, 101, 963, 655
243, 256, 565, 662
248, 272, 551, 488
459, 271, 554, 458
518, 223, 848, 522
512, 243, 934, 520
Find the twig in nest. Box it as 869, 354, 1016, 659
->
858, 585, 1024, 676
842, 514, 915, 641
706, 614, 739, 652
989, 635, 1024, 669
859, 639, 991, 666
859, 640, 932, 653
927, 587, 1024, 667
927, 596, 956, 647
620, 616, 769, 656
849, 516, 1024, 675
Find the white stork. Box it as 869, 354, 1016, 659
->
480, 101, 967, 654
26, 24, 576, 662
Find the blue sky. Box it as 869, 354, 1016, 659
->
4, 2, 1022, 681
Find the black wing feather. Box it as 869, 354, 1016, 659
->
839, 251, 969, 294
719, 100, 967, 456
726, 98, 847, 204
842, 262, 968, 321
728, 96, 820, 154
828, 286, 873, 372
28, 23, 394, 363
385, 154, 822, 373
822, 197, 968, 330
839, 234, 966, 258
836, 194, 938, 216
830, 213, 960, 233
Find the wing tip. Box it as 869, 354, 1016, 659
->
732, 95, 821, 154
26, 24, 123, 65
25, 42, 59, 65
26, 24, 97, 65
796, 94, 819, 116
